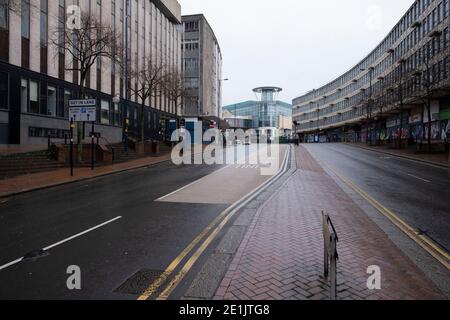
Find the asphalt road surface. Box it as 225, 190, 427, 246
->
0, 145, 283, 300
305, 144, 450, 252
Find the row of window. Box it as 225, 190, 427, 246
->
184, 21, 199, 32
0, 70, 174, 132
295, 0, 450, 126
184, 58, 199, 70
183, 39, 199, 51
0, 0, 181, 116
294, 0, 449, 106
296, 56, 450, 130
18, 76, 121, 126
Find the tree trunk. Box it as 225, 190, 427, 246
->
398, 101, 403, 149
427, 98, 432, 153
140, 102, 145, 143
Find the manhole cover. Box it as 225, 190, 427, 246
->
115, 269, 163, 295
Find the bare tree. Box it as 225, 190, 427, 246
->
411, 41, 439, 153
0, 0, 19, 13
50, 12, 122, 161
51, 12, 122, 98
129, 58, 165, 144
164, 70, 188, 117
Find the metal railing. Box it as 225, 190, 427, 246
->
322, 211, 339, 300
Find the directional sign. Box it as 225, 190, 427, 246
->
69, 99, 96, 107
69, 106, 97, 122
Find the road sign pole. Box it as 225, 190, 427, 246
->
70, 120, 74, 177
91, 122, 95, 171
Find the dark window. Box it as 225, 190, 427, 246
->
58, 0, 65, 79
21, 0, 30, 39
29, 80, 39, 114
40, 0, 48, 73
40, 0, 48, 45
0, 1, 8, 29
21, 78, 40, 114
29, 126, 70, 138
46, 85, 57, 116
21, 0, 30, 68
0, 72, 8, 109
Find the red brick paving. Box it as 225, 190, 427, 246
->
214, 145, 445, 300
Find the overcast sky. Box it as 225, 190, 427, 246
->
178, 0, 415, 106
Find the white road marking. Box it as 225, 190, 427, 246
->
0, 258, 24, 272
405, 173, 431, 183
156, 166, 230, 201
0, 216, 122, 272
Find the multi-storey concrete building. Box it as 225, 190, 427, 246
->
182, 14, 223, 121
293, 0, 450, 147
0, 0, 182, 146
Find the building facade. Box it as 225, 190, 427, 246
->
182, 14, 223, 121
293, 0, 450, 146
0, 0, 182, 146
223, 87, 292, 138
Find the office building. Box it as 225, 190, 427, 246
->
182, 14, 223, 121
0, 0, 182, 146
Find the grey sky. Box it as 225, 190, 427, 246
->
178, 0, 415, 106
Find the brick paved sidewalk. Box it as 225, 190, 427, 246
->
0, 152, 172, 198
214, 146, 445, 300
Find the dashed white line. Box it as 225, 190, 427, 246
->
0, 216, 122, 272
405, 173, 431, 183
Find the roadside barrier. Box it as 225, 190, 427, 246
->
322, 211, 339, 300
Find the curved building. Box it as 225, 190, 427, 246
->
293, 0, 450, 147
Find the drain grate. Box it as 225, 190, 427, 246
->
115, 269, 163, 295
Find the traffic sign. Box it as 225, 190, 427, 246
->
69, 99, 96, 107
69, 106, 97, 122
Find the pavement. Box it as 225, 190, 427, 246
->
0, 152, 173, 199
0, 145, 51, 156
349, 143, 449, 168
208, 144, 449, 300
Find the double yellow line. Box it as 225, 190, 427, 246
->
325, 163, 450, 270
138, 146, 291, 300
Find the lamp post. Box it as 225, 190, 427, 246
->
123, 0, 130, 152
316, 105, 320, 143
176, 22, 185, 119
